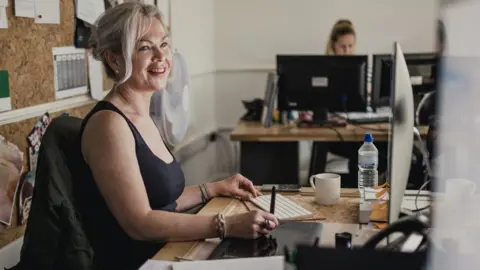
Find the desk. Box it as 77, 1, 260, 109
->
152, 188, 380, 261
230, 121, 429, 185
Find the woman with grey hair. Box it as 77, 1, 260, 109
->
73, 3, 278, 269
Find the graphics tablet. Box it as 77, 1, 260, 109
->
208, 221, 323, 260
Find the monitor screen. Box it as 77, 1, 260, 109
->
294, 245, 428, 270
372, 53, 438, 109
276, 55, 368, 113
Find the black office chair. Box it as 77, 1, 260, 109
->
12, 115, 94, 270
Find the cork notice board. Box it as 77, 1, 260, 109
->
0, 0, 78, 109
0, 0, 169, 249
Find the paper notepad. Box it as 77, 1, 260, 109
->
172, 256, 284, 270
139, 260, 175, 270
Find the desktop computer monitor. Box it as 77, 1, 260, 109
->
276, 55, 368, 122
387, 42, 415, 225
294, 245, 428, 270
372, 53, 438, 109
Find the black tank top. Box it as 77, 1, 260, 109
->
73, 101, 185, 270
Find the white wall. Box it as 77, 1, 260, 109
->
169, 0, 439, 184
214, 0, 438, 127
171, 0, 216, 135
170, 0, 219, 186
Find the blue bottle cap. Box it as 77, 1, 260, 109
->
364, 133, 373, 143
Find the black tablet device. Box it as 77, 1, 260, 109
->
208, 221, 323, 260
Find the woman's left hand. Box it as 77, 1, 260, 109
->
210, 174, 262, 200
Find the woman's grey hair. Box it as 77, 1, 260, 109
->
89, 2, 169, 84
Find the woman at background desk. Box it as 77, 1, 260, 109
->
310, 19, 370, 186
325, 19, 356, 55
74, 3, 278, 269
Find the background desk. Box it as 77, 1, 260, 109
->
152, 188, 379, 261
230, 121, 428, 186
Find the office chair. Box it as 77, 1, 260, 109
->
12, 115, 94, 270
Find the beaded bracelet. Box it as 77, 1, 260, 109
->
214, 212, 227, 239
199, 183, 211, 203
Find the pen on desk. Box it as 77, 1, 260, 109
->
270, 186, 276, 214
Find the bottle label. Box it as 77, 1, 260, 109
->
358, 162, 376, 166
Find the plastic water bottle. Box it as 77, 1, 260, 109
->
358, 133, 378, 202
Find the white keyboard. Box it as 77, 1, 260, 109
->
249, 194, 313, 220
334, 107, 392, 120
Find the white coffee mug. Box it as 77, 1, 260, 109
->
309, 173, 341, 205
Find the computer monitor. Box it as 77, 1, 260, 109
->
294, 245, 428, 270
372, 53, 438, 110
276, 55, 368, 122
387, 42, 415, 225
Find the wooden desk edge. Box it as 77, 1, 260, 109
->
152, 188, 361, 261
230, 121, 428, 142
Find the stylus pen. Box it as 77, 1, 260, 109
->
270, 186, 276, 214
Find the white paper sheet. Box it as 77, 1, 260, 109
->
76, 0, 105, 25
88, 54, 106, 101
0, 0, 8, 7
172, 256, 284, 270
34, 0, 60, 24
15, 0, 35, 18
0, 7, 8, 29
52, 46, 89, 99
139, 260, 175, 270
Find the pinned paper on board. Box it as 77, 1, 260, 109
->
15, 0, 35, 18
0, 136, 24, 226
18, 171, 34, 225
0, 6, 8, 29
0, 71, 11, 112
52, 46, 88, 99
34, 0, 60, 24
76, 0, 105, 25
26, 112, 51, 171
88, 54, 106, 100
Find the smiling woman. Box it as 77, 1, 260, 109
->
70, 3, 278, 269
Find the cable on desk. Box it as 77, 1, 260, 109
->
414, 178, 432, 213
323, 127, 348, 166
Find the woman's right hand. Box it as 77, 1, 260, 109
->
225, 210, 279, 239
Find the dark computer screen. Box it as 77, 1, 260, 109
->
276, 55, 368, 114
294, 245, 428, 270
372, 53, 438, 108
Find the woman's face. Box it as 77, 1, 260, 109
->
333, 34, 356, 55
126, 19, 172, 92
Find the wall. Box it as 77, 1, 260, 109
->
170, 0, 221, 186
213, 0, 438, 128
212, 0, 438, 183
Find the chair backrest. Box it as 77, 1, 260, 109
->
15, 115, 94, 270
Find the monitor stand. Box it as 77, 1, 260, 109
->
298, 108, 345, 128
